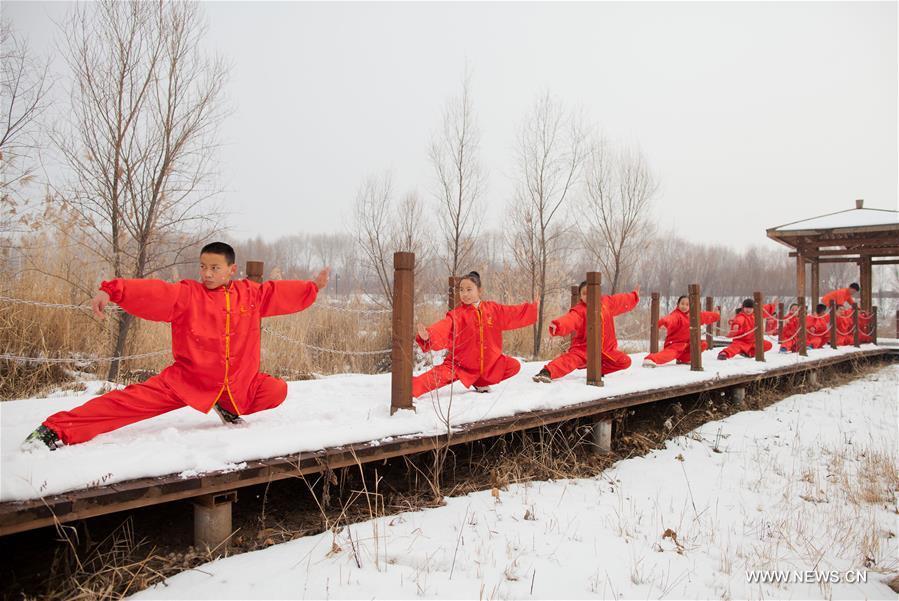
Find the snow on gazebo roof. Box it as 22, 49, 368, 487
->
770, 207, 899, 233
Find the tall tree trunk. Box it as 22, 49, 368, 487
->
107, 312, 134, 381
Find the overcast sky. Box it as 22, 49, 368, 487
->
7, 1, 898, 251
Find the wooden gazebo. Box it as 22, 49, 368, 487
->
767, 199, 899, 309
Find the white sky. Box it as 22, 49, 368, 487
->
7, 1, 898, 250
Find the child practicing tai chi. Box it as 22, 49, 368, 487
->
717, 298, 773, 360
821, 283, 859, 309
778, 303, 801, 353
532, 283, 639, 382
642, 294, 719, 367
835, 306, 856, 346
806, 304, 830, 349
24, 242, 329, 450
413, 272, 538, 397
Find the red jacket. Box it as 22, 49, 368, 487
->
806, 313, 830, 341
821, 288, 855, 308
836, 307, 855, 344
416, 300, 537, 387
762, 303, 778, 335
658, 307, 719, 347
780, 310, 799, 344
726, 311, 757, 341
101, 277, 318, 413
549, 291, 640, 353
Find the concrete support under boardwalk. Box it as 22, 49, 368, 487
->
730, 387, 746, 404
193, 490, 237, 551
593, 419, 613, 453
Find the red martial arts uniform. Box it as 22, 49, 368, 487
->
44, 277, 318, 444
859, 310, 873, 343
645, 306, 719, 365
413, 300, 537, 397
762, 303, 778, 336
821, 288, 856, 308
542, 291, 639, 378
806, 313, 830, 349
779, 311, 800, 352
835, 308, 856, 346
719, 311, 773, 358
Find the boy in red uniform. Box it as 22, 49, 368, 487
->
24, 242, 329, 450
642, 294, 718, 367
778, 303, 800, 353
413, 272, 538, 397
835, 306, 856, 346
532, 282, 639, 382
717, 298, 773, 360
821, 283, 859, 308
806, 304, 830, 349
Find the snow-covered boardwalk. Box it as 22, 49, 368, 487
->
133, 362, 899, 600
0, 344, 891, 536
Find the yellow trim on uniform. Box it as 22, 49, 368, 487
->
209, 284, 240, 415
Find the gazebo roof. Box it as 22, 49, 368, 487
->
766, 201, 899, 258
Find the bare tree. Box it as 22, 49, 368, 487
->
52, 1, 229, 380
429, 70, 484, 278
578, 139, 657, 294
0, 19, 52, 234
353, 174, 431, 306
510, 92, 586, 356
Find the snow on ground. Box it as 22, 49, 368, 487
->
0, 344, 883, 503
132, 364, 899, 600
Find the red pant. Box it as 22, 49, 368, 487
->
720, 338, 773, 359
412, 356, 520, 398
543, 347, 631, 379
807, 336, 827, 349
44, 373, 287, 445
645, 341, 708, 365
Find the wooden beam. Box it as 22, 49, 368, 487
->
811, 260, 820, 304
586, 272, 603, 387
871, 259, 899, 265
796, 253, 805, 301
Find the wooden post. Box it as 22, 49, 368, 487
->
852, 304, 860, 347
193, 491, 237, 551
570, 285, 579, 309
447, 276, 461, 311
715, 305, 722, 337
753, 292, 765, 362
650, 292, 660, 354
796, 254, 806, 301
688, 284, 702, 371
776, 302, 784, 340
797, 297, 808, 356
246, 261, 264, 284
586, 272, 603, 387
828, 300, 838, 349
860, 257, 873, 310
391, 252, 415, 414
810, 260, 820, 305
704, 296, 713, 349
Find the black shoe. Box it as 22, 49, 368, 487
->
213, 404, 245, 425
717, 352, 728, 361
532, 369, 552, 383
23, 425, 63, 450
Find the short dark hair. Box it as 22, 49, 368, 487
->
578, 280, 588, 294
742, 298, 754, 309
849, 282, 860, 291
676, 295, 688, 305
201, 242, 236, 265
816, 303, 827, 314
460, 271, 481, 288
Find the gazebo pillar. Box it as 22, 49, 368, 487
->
796, 253, 806, 304
810, 260, 820, 305
860, 257, 873, 310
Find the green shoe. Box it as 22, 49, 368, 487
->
23, 425, 63, 450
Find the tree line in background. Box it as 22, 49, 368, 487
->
1, 0, 896, 379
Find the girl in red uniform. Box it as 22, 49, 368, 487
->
717, 298, 773, 360
642, 294, 718, 367
778, 303, 800, 352
413, 272, 538, 397
24, 242, 329, 449
806, 304, 830, 349
532, 282, 639, 382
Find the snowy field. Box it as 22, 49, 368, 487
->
132, 364, 899, 600
0, 344, 884, 503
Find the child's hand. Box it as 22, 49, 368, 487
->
92, 291, 110, 320
548, 323, 557, 336
417, 323, 430, 341
313, 267, 331, 290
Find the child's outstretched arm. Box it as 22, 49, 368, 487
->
259, 267, 328, 317
95, 279, 185, 323
549, 307, 583, 337
416, 314, 454, 352
606, 288, 640, 317
496, 298, 539, 331
699, 311, 720, 325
